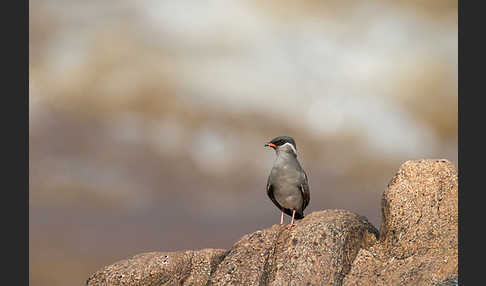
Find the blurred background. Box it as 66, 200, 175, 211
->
29, 1, 457, 285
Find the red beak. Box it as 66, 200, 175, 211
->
265, 142, 277, 149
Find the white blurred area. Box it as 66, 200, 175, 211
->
29, 1, 457, 285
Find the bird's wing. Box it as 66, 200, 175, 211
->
300, 170, 310, 210
266, 175, 283, 210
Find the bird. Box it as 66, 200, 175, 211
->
264, 136, 310, 228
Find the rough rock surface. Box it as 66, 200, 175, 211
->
87, 159, 458, 286
209, 209, 378, 285
86, 249, 226, 286
342, 159, 458, 286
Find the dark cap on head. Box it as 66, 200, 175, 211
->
265, 136, 297, 150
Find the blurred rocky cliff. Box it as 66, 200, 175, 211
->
29, 1, 457, 285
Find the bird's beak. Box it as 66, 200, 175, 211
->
264, 142, 277, 149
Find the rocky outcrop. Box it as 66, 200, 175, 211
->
87, 159, 458, 286
342, 159, 458, 286
86, 249, 226, 286
209, 210, 378, 285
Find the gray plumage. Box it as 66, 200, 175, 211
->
265, 136, 310, 222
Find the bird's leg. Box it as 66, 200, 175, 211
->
280, 208, 284, 225
288, 209, 296, 229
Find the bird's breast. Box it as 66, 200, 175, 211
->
271, 167, 301, 187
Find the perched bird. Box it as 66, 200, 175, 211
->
264, 136, 310, 228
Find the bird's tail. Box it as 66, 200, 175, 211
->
294, 212, 305, 220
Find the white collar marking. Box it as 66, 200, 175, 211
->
280, 142, 297, 155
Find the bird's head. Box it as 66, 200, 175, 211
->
264, 136, 297, 156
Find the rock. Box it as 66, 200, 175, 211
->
86, 248, 226, 286
86, 159, 458, 286
342, 159, 458, 285
209, 209, 378, 285
435, 277, 459, 286
86, 210, 378, 286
